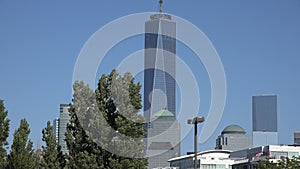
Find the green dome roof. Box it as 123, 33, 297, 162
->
222, 125, 245, 134
153, 109, 174, 117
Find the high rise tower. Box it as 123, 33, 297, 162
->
144, 13, 176, 124
58, 104, 70, 154
252, 95, 278, 147
53, 118, 59, 143
53, 104, 70, 154
144, 12, 180, 168
294, 132, 300, 145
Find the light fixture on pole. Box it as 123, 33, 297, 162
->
187, 116, 205, 169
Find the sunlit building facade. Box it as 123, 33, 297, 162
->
295, 132, 300, 145
53, 104, 70, 154
144, 13, 180, 169
216, 125, 252, 151
252, 95, 278, 147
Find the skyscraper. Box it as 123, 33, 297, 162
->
294, 132, 300, 145
53, 104, 70, 154
53, 118, 59, 143
144, 13, 180, 168
147, 109, 180, 168
252, 95, 278, 147
144, 13, 176, 122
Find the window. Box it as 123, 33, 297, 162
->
288, 152, 299, 158
270, 151, 288, 159
148, 122, 153, 128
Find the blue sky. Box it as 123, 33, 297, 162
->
0, 0, 300, 154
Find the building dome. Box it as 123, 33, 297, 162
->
221, 125, 246, 134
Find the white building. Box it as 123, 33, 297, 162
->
169, 145, 300, 169
231, 145, 300, 168
168, 150, 235, 169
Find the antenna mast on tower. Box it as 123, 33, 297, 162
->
159, 0, 163, 13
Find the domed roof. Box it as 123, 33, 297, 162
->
221, 125, 246, 134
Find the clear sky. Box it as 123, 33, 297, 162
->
0, 0, 300, 154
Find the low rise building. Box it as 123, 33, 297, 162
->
216, 125, 252, 151
169, 150, 235, 169
231, 145, 300, 169
169, 145, 300, 169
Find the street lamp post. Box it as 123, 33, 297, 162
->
187, 116, 205, 169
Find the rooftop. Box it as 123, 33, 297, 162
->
153, 109, 175, 117
222, 125, 246, 134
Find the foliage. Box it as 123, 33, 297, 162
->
34, 149, 43, 169
41, 121, 61, 169
66, 70, 148, 168
278, 156, 300, 168
0, 69, 148, 168
255, 159, 278, 169
8, 118, 35, 169
95, 70, 147, 168
255, 156, 300, 169
66, 81, 105, 169
0, 100, 10, 168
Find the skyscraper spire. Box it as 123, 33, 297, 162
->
159, 0, 163, 13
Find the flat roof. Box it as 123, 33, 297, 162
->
168, 150, 231, 162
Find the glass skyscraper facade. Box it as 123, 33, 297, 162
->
144, 13, 176, 122
53, 118, 59, 143
144, 14, 180, 169
53, 104, 70, 154
252, 95, 278, 147
295, 132, 300, 145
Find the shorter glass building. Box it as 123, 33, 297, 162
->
295, 132, 300, 145
252, 95, 278, 147
53, 104, 70, 154
52, 118, 59, 143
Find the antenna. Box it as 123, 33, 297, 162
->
159, 0, 163, 13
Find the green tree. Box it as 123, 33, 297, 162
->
41, 121, 61, 169
278, 156, 300, 168
256, 156, 300, 169
66, 81, 105, 169
0, 100, 10, 169
95, 70, 148, 169
67, 70, 148, 169
8, 118, 35, 169
255, 159, 279, 169
34, 149, 43, 169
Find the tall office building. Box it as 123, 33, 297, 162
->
144, 13, 180, 168
215, 125, 252, 151
53, 104, 70, 154
144, 13, 176, 121
53, 118, 59, 143
147, 109, 180, 168
252, 95, 278, 147
295, 132, 300, 145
